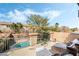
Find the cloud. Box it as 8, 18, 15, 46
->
23, 9, 61, 19
41, 10, 61, 21
0, 9, 61, 24
7, 10, 27, 23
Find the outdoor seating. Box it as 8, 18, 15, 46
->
51, 43, 67, 54
36, 47, 53, 56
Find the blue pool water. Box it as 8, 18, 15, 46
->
15, 42, 30, 48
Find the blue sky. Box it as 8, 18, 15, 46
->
0, 3, 78, 28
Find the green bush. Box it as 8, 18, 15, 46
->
0, 30, 3, 33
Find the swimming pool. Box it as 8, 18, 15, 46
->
14, 42, 30, 48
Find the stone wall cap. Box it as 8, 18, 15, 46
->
71, 32, 79, 35
50, 32, 54, 34
29, 33, 39, 36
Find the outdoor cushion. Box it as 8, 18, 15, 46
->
36, 47, 53, 56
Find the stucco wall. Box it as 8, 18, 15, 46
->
50, 32, 70, 43
50, 32, 79, 43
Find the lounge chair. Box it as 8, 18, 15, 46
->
36, 47, 53, 56
51, 43, 67, 54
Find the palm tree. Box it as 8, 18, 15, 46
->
28, 14, 50, 44
28, 14, 49, 33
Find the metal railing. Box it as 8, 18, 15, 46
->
0, 37, 30, 53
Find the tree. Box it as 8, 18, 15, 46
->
48, 26, 55, 32
28, 14, 50, 44
17, 23, 23, 30
9, 23, 23, 33
27, 14, 49, 33
60, 26, 70, 32
54, 23, 60, 32
70, 28, 78, 32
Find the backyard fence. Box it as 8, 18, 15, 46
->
0, 37, 29, 53
37, 32, 50, 44
0, 38, 16, 53
0, 32, 50, 53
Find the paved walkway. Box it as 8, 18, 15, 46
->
7, 46, 36, 56
0, 52, 8, 56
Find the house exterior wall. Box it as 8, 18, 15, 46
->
50, 32, 79, 43
29, 33, 38, 46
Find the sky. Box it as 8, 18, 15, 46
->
0, 3, 79, 28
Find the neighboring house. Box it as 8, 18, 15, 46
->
0, 22, 11, 26
0, 22, 31, 33
0, 22, 12, 33
50, 32, 79, 44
